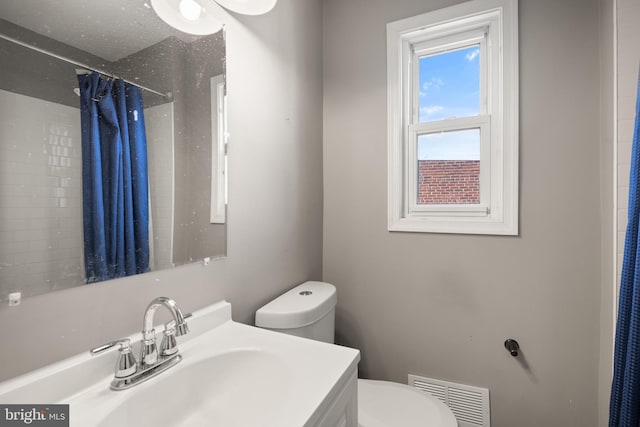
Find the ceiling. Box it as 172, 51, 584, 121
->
0, 0, 200, 61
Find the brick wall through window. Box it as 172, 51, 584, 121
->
418, 160, 480, 204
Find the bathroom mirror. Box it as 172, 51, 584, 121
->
0, 0, 227, 300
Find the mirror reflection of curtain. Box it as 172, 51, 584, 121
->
77, 72, 150, 283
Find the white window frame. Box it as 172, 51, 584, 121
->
387, 0, 518, 235
210, 74, 227, 224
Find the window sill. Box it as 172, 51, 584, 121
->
388, 213, 518, 236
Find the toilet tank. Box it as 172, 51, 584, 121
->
255, 281, 337, 343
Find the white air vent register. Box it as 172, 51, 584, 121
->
408, 374, 490, 427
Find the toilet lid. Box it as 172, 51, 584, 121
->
358, 379, 458, 427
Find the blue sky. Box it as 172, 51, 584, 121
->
417, 45, 481, 160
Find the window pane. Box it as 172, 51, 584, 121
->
419, 45, 480, 123
417, 129, 480, 205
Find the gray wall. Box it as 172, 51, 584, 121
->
0, 0, 323, 382
323, 1, 602, 426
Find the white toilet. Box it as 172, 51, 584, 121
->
255, 281, 458, 427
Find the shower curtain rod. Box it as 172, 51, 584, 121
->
0, 33, 171, 99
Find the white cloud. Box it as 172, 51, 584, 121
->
465, 48, 480, 62
419, 105, 446, 122
420, 105, 444, 117
422, 77, 444, 92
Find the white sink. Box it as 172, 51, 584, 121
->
95, 349, 291, 427
0, 301, 360, 427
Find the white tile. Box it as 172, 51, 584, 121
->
14, 250, 45, 265
619, 162, 632, 184
619, 208, 629, 231
619, 187, 629, 210
618, 141, 633, 165
618, 119, 636, 142
618, 253, 625, 274
618, 231, 627, 252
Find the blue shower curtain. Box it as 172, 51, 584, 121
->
77, 73, 150, 283
610, 72, 640, 426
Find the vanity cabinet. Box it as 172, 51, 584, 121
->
313, 370, 358, 427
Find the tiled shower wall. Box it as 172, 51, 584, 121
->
0, 89, 175, 299
616, 0, 640, 284
0, 89, 83, 299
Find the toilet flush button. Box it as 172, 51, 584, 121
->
299, 291, 313, 296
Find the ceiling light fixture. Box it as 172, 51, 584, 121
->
151, 0, 223, 35
179, 0, 202, 20
213, 0, 277, 16
151, 0, 277, 35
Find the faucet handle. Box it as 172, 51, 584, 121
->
160, 327, 178, 356
160, 313, 192, 357
90, 339, 137, 378
164, 312, 192, 334
90, 338, 132, 355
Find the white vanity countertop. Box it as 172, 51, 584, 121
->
0, 301, 360, 427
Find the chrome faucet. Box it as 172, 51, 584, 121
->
90, 297, 190, 390
140, 297, 190, 366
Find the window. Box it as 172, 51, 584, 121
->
210, 74, 227, 224
387, 0, 518, 235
